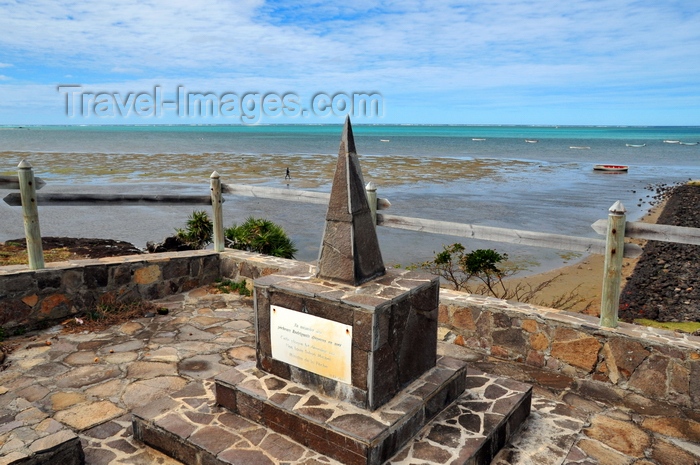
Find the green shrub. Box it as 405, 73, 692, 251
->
176, 210, 213, 249
419, 243, 510, 294
214, 278, 252, 296
225, 217, 297, 259
415, 243, 587, 311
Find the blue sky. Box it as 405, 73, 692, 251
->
0, 0, 699, 125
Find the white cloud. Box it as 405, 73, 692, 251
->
0, 62, 12, 68
0, 0, 343, 77
0, 75, 10, 81
2, 1, 695, 82
0, 0, 699, 123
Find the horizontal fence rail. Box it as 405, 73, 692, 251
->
0, 175, 46, 190
377, 214, 643, 258
592, 219, 700, 246
3, 193, 214, 206
222, 183, 392, 210
223, 184, 329, 205
222, 185, 634, 257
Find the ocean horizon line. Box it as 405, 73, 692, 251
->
2, 123, 700, 129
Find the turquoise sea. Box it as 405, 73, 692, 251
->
1, 124, 699, 273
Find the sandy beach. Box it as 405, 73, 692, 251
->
512, 202, 663, 315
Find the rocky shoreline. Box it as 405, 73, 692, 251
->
620, 183, 700, 322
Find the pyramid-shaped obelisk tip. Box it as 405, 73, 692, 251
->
341, 115, 356, 155
316, 117, 385, 286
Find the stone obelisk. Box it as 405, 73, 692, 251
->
316, 116, 385, 285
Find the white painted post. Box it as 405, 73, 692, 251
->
600, 201, 626, 328
210, 171, 224, 252
365, 182, 377, 225
17, 159, 45, 269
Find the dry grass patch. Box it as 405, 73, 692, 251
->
0, 242, 76, 266
61, 294, 164, 334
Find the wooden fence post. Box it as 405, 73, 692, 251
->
210, 171, 224, 252
365, 182, 377, 225
600, 201, 626, 328
17, 159, 45, 269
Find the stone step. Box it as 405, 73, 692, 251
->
0, 393, 84, 465
133, 366, 532, 465
214, 357, 470, 465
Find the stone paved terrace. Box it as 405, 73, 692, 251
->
1, 287, 699, 464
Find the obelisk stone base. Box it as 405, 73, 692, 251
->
254, 267, 439, 411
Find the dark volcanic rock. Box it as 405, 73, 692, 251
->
146, 235, 196, 253
619, 184, 700, 322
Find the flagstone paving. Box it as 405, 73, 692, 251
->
1, 287, 699, 464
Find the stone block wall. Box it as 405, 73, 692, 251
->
0, 250, 220, 331
438, 289, 700, 418
220, 253, 700, 416
3, 249, 699, 417
219, 249, 302, 281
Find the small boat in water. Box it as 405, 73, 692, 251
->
472, 138, 486, 141
679, 141, 699, 146
380, 139, 390, 142
570, 146, 590, 149
626, 143, 646, 147
594, 164, 629, 172
663, 140, 680, 144
525, 139, 538, 143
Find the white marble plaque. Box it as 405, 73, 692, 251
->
270, 305, 352, 384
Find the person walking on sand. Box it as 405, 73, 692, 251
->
285, 167, 291, 180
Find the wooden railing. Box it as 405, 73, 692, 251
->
5, 160, 700, 328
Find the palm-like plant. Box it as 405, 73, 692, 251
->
225, 217, 297, 259
175, 210, 213, 249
